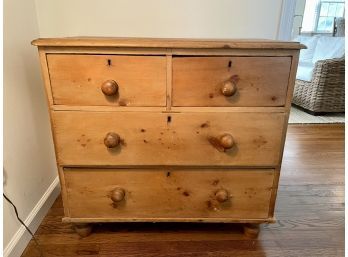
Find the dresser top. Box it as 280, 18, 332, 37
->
32, 37, 305, 49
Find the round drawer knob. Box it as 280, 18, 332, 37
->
101, 80, 118, 96
111, 188, 125, 202
104, 132, 120, 148
221, 80, 237, 97
219, 134, 234, 150
215, 189, 229, 203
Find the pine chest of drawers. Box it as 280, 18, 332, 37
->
32, 38, 303, 237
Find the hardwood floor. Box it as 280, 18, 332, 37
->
21, 124, 344, 257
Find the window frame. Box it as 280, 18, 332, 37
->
315, 1, 345, 33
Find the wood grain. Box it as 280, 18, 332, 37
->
21, 125, 344, 257
47, 54, 167, 106
172, 57, 291, 107
32, 38, 301, 242
40, 47, 299, 59
64, 168, 274, 220
32, 37, 306, 49
51, 105, 286, 113
52, 111, 285, 166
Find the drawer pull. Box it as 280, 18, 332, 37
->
111, 187, 125, 202
215, 189, 229, 203
219, 133, 234, 150
221, 75, 239, 97
101, 80, 118, 96
104, 132, 120, 148
208, 133, 235, 152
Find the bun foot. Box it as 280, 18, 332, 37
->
74, 223, 92, 237
243, 223, 260, 238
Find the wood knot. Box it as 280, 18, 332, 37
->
183, 191, 190, 197
200, 122, 210, 128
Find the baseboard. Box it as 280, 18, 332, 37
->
3, 176, 60, 257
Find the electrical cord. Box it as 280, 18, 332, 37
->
3, 193, 44, 257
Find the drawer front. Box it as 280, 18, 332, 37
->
47, 54, 167, 106
172, 56, 291, 107
64, 168, 274, 220
52, 111, 285, 166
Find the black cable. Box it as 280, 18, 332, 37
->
3, 193, 44, 257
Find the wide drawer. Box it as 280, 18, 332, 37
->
172, 56, 291, 107
52, 111, 285, 166
47, 54, 167, 106
64, 168, 274, 220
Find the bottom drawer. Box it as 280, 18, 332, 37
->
64, 168, 275, 221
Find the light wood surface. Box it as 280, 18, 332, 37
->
21, 125, 344, 257
52, 111, 285, 166
268, 52, 300, 214
62, 217, 275, 223
47, 54, 167, 106
51, 105, 286, 113
64, 168, 274, 220
172, 57, 291, 107
32, 38, 301, 237
40, 47, 299, 58
32, 37, 306, 49
166, 54, 173, 110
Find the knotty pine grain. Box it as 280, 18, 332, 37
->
21, 124, 344, 257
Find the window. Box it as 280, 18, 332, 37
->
301, 0, 345, 34
317, 1, 345, 32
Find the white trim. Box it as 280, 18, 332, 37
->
3, 177, 60, 257
278, 0, 297, 40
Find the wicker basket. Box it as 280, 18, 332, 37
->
292, 57, 345, 114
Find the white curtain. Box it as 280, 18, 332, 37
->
302, 0, 321, 32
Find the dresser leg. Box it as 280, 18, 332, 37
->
243, 223, 260, 238
73, 223, 92, 237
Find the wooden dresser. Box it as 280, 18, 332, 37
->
32, 38, 303, 237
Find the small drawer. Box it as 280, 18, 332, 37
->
172, 56, 291, 107
64, 168, 274, 220
52, 111, 285, 166
47, 54, 167, 106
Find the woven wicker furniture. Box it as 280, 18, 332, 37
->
293, 57, 345, 114
293, 35, 345, 114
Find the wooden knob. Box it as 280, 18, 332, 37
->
111, 188, 125, 202
215, 189, 229, 203
101, 80, 118, 96
219, 134, 234, 149
104, 132, 120, 148
221, 80, 237, 97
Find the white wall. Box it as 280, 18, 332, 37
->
3, 0, 58, 254
35, 0, 284, 39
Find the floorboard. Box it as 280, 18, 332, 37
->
21, 124, 345, 257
